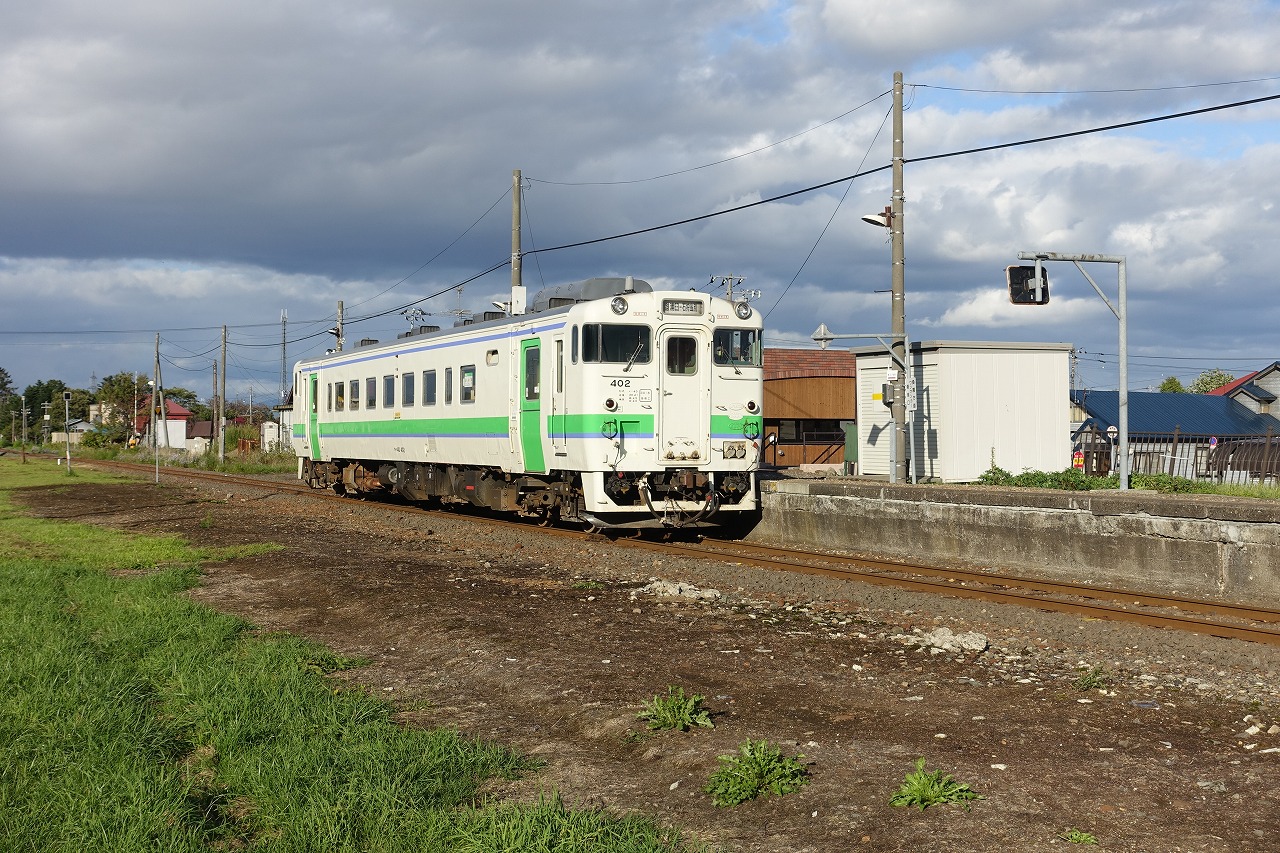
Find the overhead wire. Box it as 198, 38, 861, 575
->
528, 90, 893, 186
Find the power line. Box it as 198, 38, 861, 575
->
528, 90, 893, 186
915, 74, 1280, 95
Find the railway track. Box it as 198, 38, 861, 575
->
73, 457, 1280, 647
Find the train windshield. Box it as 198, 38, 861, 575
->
582, 324, 651, 364
713, 328, 762, 367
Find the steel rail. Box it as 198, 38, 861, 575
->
629, 539, 1280, 646
73, 459, 1280, 646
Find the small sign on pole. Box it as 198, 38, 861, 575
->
1106, 425, 1118, 442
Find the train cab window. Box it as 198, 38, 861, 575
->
383, 375, 395, 408
423, 370, 437, 405
460, 365, 476, 403
328, 382, 335, 412
402, 372, 415, 406
348, 379, 359, 411
666, 336, 698, 375
444, 368, 453, 404
712, 328, 763, 367
366, 377, 377, 409
582, 323, 650, 364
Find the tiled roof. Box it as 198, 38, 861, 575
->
1237, 382, 1277, 404
1071, 389, 1280, 435
763, 347, 856, 381
1208, 371, 1257, 396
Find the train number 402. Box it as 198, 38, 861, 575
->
610, 379, 631, 388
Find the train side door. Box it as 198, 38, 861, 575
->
519, 339, 546, 473
657, 330, 709, 463
307, 373, 321, 460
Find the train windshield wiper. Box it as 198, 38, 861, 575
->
623, 338, 645, 372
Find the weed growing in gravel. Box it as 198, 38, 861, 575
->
570, 580, 605, 591
637, 686, 714, 732
1059, 828, 1099, 844
704, 739, 808, 807
1073, 665, 1111, 691
888, 758, 983, 811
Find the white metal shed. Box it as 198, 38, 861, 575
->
852, 340, 1072, 482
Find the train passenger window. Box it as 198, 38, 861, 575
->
383, 375, 395, 408
402, 372, 415, 406
327, 382, 334, 412
335, 381, 345, 411
349, 379, 360, 411
524, 347, 540, 401
460, 365, 475, 403
423, 370, 436, 405
571, 325, 578, 364
366, 377, 377, 409
712, 328, 763, 367
582, 324, 650, 364
445, 368, 453, 404
666, 336, 697, 375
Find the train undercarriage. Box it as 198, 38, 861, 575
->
300, 458, 756, 530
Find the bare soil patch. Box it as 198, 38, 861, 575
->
15, 476, 1280, 852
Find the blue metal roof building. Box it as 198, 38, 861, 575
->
1071, 390, 1280, 437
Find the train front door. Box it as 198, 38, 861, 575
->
307, 373, 320, 460
657, 330, 708, 463
519, 340, 546, 473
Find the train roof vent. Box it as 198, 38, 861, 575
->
357, 338, 379, 347
454, 318, 474, 327
530, 277, 652, 313
397, 324, 440, 339
481, 310, 505, 321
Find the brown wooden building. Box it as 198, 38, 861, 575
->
762, 348, 857, 467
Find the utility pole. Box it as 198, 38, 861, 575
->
510, 169, 526, 315
336, 302, 344, 352
63, 391, 71, 472
889, 71, 908, 484
212, 360, 219, 453
219, 325, 227, 463
280, 309, 287, 403
20, 394, 27, 464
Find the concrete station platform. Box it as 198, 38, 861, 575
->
750, 477, 1280, 607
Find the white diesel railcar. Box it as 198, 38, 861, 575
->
292, 277, 765, 530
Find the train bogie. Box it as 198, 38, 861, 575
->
292, 277, 765, 530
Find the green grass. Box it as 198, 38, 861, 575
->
976, 462, 1280, 500
888, 758, 983, 811
703, 740, 808, 807
0, 458, 704, 852
1072, 665, 1111, 692
1059, 828, 1099, 844
637, 687, 714, 732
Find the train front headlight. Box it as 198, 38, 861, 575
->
610, 296, 628, 315
734, 301, 753, 320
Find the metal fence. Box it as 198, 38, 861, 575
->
1075, 424, 1280, 484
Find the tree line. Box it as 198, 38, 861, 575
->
0, 368, 263, 446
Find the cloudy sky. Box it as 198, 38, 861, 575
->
2, 0, 1279, 404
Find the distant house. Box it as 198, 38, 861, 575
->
1209, 362, 1280, 416
136, 395, 193, 449
1071, 389, 1280, 482
762, 348, 857, 468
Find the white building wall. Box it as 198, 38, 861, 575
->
855, 341, 1071, 482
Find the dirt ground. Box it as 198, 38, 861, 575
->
15, 475, 1280, 853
